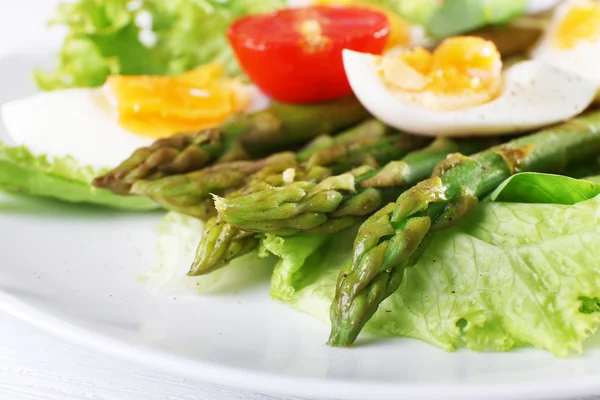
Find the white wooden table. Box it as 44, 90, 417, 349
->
2, 312, 600, 400
0, 312, 293, 400
1, 1, 600, 399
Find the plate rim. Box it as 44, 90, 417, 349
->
2, 290, 600, 400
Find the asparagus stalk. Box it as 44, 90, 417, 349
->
131, 125, 427, 218
191, 217, 259, 275
328, 111, 600, 347
187, 132, 430, 276
131, 153, 297, 219
201, 138, 494, 276
215, 137, 495, 235
127, 118, 390, 207
93, 95, 370, 194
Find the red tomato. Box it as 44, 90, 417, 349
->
227, 6, 390, 104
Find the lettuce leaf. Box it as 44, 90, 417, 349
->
266, 179, 600, 356
261, 233, 330, 302
35, 0, 285, 90
139, 211, 274, 295
427, 0, 527, 38
365, 0, 527, 38
361, 0, 443, 25
0, 142, 158, 210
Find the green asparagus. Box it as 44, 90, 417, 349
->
328, 111, 600, 347
215, 137, 495, 236
187, 131, 430, 276
130, 124, 427, 218
93, 95, 371, 194
131, 153, 297, 219
201, 137, 495, 275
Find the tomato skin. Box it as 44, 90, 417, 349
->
227, 6, 390, 104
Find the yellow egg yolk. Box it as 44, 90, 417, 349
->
103, 63, 249, 138
314, 0, 413, 48
378, 36, 503, 111
553, 1, 600, 49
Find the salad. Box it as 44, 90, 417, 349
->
2, 0, 600, 357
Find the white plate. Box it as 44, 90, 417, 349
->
2, 16, 600, 400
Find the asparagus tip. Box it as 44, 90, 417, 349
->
92, 174, 130, 195
327, 326, 356, 347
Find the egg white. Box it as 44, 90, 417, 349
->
1, 86, 270, 170
531, 0, 600, 88
1, 89, 153, 169
343, 49, 597, 137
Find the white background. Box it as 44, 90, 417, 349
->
0, 1, 599, 399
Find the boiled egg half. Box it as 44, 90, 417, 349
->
1, 63, 269, 169
344, 36, 597, 137
532, 0, 600, 96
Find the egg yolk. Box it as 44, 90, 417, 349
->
554, 1, 600, 49
378, 36, 503, 111
104, 63, 249, 138
314, 0, 413, 48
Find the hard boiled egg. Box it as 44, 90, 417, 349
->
343, 36, 597, 137
1, 64, 269, 169
2, 89, 154, 169
531, 0, 600, 92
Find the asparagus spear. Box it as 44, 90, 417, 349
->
131, 125, 428, 218
188, 138, 432, 275
130, 153, 298, 219
215, 137, 495, 235
93, 95, 370, 194
328, 111, 600, 347
198, 137, 491, 276
187, 133, 431, 276
189, 164, 339, 275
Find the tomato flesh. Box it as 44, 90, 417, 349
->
227, 6, 390, 104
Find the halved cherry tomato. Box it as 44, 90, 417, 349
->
227, 6, 390, 104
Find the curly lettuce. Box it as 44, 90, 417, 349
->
0, 141, 158, 210
427, 0, 527, 38
353, 0, 527, 38
35, 0, 285, 90
265, 173, 600, 356
141, 211, 274, 295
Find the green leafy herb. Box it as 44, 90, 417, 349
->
491, 173, 600, 205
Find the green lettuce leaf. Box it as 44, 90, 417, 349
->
0, 142, 158, 210
364, 0, 443, 25
35, 0, 285, 90
491, 173, 600, 204
261, 233, 330, 302
427, 0, 527, 38
266, 183, 600, 356
139, 211, 274, 294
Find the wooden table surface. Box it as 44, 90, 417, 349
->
0, 312, 296, 400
